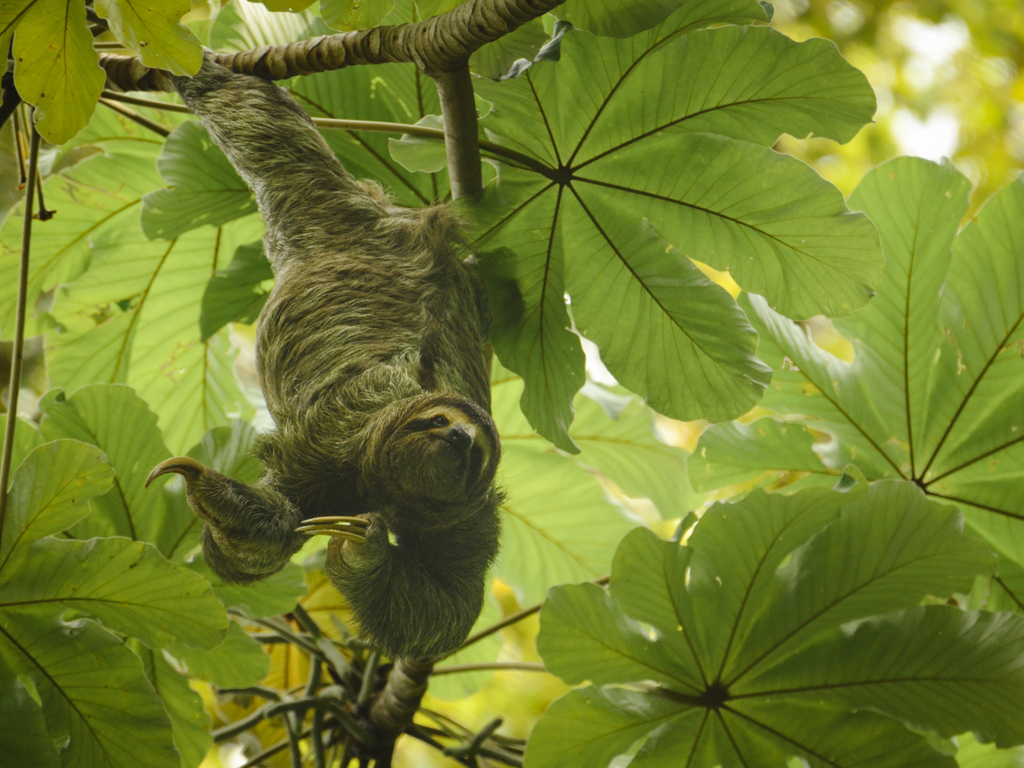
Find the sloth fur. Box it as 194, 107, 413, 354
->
160, 57, 502, 660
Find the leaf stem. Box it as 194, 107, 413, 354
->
432, 661, 546, 675
0, 119, 40, 552
459, 575, 609, 649
98, 90, 554, 177
98, 98, 170, 137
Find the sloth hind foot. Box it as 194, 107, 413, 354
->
294, 516, 368, 543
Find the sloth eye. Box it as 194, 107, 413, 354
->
430, 415, 450, 428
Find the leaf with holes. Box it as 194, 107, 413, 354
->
529, 482, 1007, 768
0, 147, 162, 339
470, 10, 879, 445
11, 0, 105, 143
718, 158, 1024, 596
93, 0, 202, 75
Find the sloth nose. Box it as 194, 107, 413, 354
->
442, 424, 473, 452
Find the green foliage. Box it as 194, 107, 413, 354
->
695, 157, 1024, 602
0, 439, 224, 768
4, 1, 1024, 766
529, 483, 1012, 767
471, 5, 880, 446
142, 121, 259, 240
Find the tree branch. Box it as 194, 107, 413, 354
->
99, 0, 566, 92
432, 661, 545, 675
369, 657, 434, 765
0, 118, 39, 546
434, 65, 482, 198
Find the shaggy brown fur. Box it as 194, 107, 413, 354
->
155, 57, 502, 660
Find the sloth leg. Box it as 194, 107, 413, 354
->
146, 456, 306, 583
294, 516, 369, 543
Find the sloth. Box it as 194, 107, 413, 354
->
146, 56, 502, 661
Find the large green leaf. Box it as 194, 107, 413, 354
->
0, 439, 113, 569
478, 232, 585, 454
137, 647, 211, 768
555, 0, 765, 38
0, 2, 31, 84
11, 0, 104, 143
0, 146, 162, 340
471, 15, 878, 444
530, 482, 999, 768
141, 120, 258, 240
38, 385, 194, 555
0, 615, 179, 768
496, 444, 638, 605
746, 608, 1024, 747
46, 214, 258, 453
1, 537, 227, 651
688, 417, 834, 492
319, 0, 393, 30
0, 661, 60, 768
713, 159, 1024, 584
492, 373, 696, 516
208, 0, 317, 50
168, 620, 270, 689
0, 441, 190, 768
93, 0, 202, 75
199, 241, 273, 341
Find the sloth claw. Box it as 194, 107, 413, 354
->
295, 516, 368, 543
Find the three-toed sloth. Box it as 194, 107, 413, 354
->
147, 56, 502, 661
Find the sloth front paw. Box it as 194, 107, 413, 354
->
146, 456, 305, 583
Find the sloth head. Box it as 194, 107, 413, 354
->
358, 393, 501, 528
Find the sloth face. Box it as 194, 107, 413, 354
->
394, 403, 497, 501
368, 397, 500, 521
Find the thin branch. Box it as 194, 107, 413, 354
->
432, 661, 545, 675
280, 706, 303, 768
100, 90, 189, 112
236, 613, 324, 660
460, 574, 610, 649
216, 686, 283, 701
0, 122, 40, 548
444, 717, 503, 764
99, 0, 567, 90
311, 704, 327, 768
98, 98, 170, 137
357, 651, 379, 710
102, 80, 555, 176
237, 727, 313, 768
407, 725, 524, 768
10, 109, 25, 189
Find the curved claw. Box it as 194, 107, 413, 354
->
295, 516, 368, 543
146, 456, 206, 488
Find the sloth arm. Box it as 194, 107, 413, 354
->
172, 56, 384, 262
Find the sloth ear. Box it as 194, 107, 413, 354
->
146, 457, 305, 583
